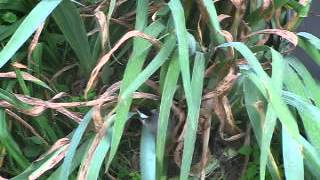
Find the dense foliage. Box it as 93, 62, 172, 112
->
0, 0, 320, 179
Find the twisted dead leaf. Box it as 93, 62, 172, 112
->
28, 23, 45, 63
36, 138, 70, 162
245, 29, 298, 46
262, 0, 272, 11
29, 144, 69, 180
94, 11, 108, 51
85, 30, 161, 97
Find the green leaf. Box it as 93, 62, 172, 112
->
0, 108, 29, 169
59, 109, 93, 180
48, 137, 94, 180
121, 34, 176, 99
202, 0, 222, 32
260, 48, 284, 180
286, 56, 320, 107
0, 88, 31, 110
282, 128, 304, 180
168, 0, 192, 108
52, 0, 94, 76
297, 32, 320, 66
107, 4, 165, 169
2, 12, 17, 23
219, 42, 300, 139
243, 78, 281, 180
84, 127, 113, 180
282, 91, 320, 151
156, 52, 180, 179
0, 0, 62, 69
181, 52, 205, 180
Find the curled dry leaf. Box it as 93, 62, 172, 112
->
29, 144, 69, 180
203, 67, 243, 140
218, 14, 231, 22
262, 0, 272, 11
94, 11, 108, 51
85, 30, 161, 97
0, 90, 157, 123
11, 62, 28, 69
220, 30, 234, 58
28, 22, 45, 62
246, 29, 298, 46
0, 71, 46, 83
35, 138, 70, 162
230, 0, 244, 9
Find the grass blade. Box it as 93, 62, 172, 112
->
282, 128, 304, 180
181, 52, 205, 180
219, 42, 300, 139
107, 0, 164, 168
297, 32, 320, 66
283, 63, 320, 151
0, 0, 62, 69
121, 34, 176, 99
52, 0, 94, 76
59, 109, 93, 180
286, 56, 320, 107
168, 0, 192, 107
260, 48, 284, 180
0, 109, 29, 169
242, 79, 281, 180
156, 52, 180, 179
83, 128, 113, 180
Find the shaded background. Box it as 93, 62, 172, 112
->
294, 0, 320, 78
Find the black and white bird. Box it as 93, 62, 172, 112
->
136, 107, 159, 135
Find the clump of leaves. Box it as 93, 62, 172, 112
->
0, 0, 320, 179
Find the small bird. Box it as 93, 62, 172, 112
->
136, 107, 175, 140
136, 107, 159, 135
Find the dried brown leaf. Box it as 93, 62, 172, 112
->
28, 23, 45, 63
29, 144, 69, 180
0, 91, 157, 123
95, 11, 108, 51
11, 62, 28, 69
246, 29, 298, 46
36, 138, 70, 162
0, 71, 46, 83
218, 14, 231, 22
262, 0, 272, 11
85, 30, 161, 96
230, 0, 244, 9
